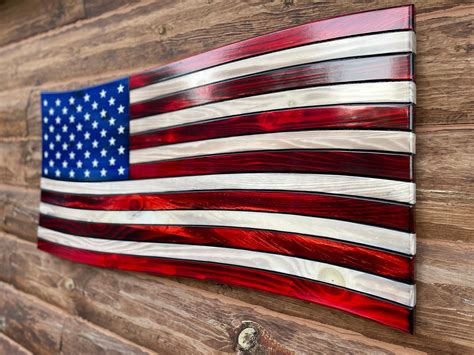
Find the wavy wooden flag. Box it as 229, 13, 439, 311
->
38, 5, 416, 332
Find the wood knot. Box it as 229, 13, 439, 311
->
63, 277, 75, 291
237, 327, 258, 351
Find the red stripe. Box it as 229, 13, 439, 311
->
129, 151, 412, 181
39, 215, 414, 283
38, 239, 413, 333
41, 190, 414, 232
130, 54, 413, 119
130, 105, 412, 150
130, 6, 414, 89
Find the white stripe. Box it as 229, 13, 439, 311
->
39, 203, 416, 255
41, 174, 415, 204
131, 82, 416, 134
130, 31, 415, 103
130, 130, 415, 164
38, 227, 416, 306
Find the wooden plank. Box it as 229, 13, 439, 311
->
0, 333, 32, 355
0, 3, 470, 142
0, 281, 153, 355
0, 0, 84, 47
0, 1, 470, 129
0, 232, 471, 353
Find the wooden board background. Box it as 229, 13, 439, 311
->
0, 0, 472, 353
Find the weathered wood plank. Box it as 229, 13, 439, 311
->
0, 0, 84, 47
0, 333, 32, 355
0, 232, 472, 354
0, 281, 153, 355
0, 1, 471, 126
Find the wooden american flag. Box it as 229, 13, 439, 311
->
38, 5, 416, 332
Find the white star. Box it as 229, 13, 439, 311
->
118, 166, 125, 175
62, 107, 68, 115
76, 105, 83, 113
43, 117, 49, 124
69, 97, 75, 105
108, 97, 115, 106
84, 131, 91, 140
109, 137, 116, 146
55, 134, 61, 142
44, 168, 48, 175
118, 145, 125, 155
62, 160, 68, 168
92, 140, 99, 148
55, 116, 61, 124
49, 142, 55, 150
55, 99, 61, 107
118, 105, 125, 114
69, 170, 75, 178
100, 148, 107, 157
76, 123, 83, 131
44, 133, 49, 141
62, 124, 68, 133
117, 84, 124, 93
55, 151, 61, 160
55, 169, 61, 177
100, 89, 107, 98
100, 168, 107, 177
84, 93, 90, 102
92, 121, 98, 129
69, 115, 75, 123
108, 117, 116, 126
109, 157, 116, 166
49, 125, 55, 133
117, 125, 125, 134
62, 142, 68, 151
49, 160, 54, 167
84, 150, 91, 159
76, 160, 83, 168
69, 151, 75, 160
92, 159, 99, 168
100, 109, 107, 118
84, 112, 91, 121
43, 99, 48, 107
44, 151, 49, 158
69, 133, 75, 141
100, 129, 107, 137
92, 101, 98, 110
49, 108, 55, 115
84, 170, 90, 178
77, 141, 83, 150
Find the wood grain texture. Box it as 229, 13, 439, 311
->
0, 0, 473, 353
0, 333, 32, 355
0, 282, 153, 355
0, 231, 471, 354
131, 82, 416, 133
37, 227, 415, 307
39, 214, 414, 283
41, 173, 416, 204
39, 203, 415, 254
130, 105, 413, 150
130, 33, 415, 103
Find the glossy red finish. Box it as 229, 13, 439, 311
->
130, 150, 412, 181
130, 6, 414, 89
38, 239, 414, 333
41, 189, 414, 232
130, 54, 413, 119
39, 215, 414, 283
130, 105, 412, 150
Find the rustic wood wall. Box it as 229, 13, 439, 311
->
0, 0, 472, 353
